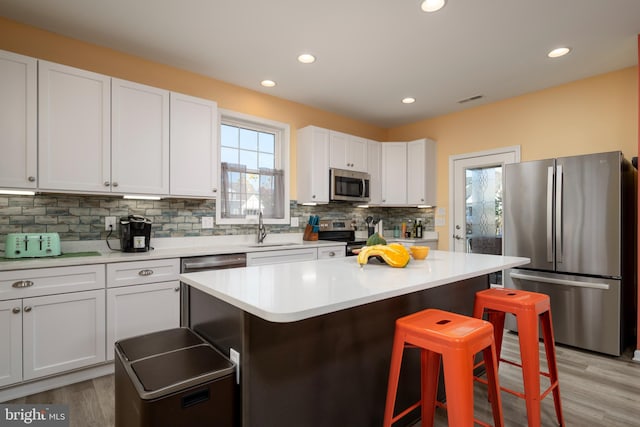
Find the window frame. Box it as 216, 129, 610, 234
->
216, 109, 290, 225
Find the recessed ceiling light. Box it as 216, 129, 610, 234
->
421, 0, 446, 12
548, 47, 571, 58
261, 80, 276, 87
402, 97, 416, 104
297, 53, 316, 64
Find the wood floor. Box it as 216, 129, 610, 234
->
8, 331, 640, 427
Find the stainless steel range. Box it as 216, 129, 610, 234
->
317, 219, 367, 257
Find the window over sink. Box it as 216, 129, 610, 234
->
217, 110, 290, 225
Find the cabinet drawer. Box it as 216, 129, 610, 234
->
317, 245, 346, 259
107, 258, 179, 288
0, 265, 105, 301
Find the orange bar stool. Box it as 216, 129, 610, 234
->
473, 288, 564, 427
383, 309, 504, 427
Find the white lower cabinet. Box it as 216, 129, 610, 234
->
0, 265, 106, 387
106, 259, 180, 360
22, 290, 106, 381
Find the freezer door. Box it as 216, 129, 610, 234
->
556, 152, 621, 277
504, 158, 555, 270
504, 269, 622, 356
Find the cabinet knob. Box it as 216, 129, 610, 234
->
312, 195, 316, 199
421, 198, 424, 202
174, 287, 180, 292
328, 251, 335, 257
24, 306, 32, 313
112, 182, 119, 187
28, 176, 36, 182
138, 269, 154, 276
212, 188, 217, 193
104, 181, 111, 187
12, 280, 34, 288
12, 307, 21, 314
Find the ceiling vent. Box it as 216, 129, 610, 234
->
458, 95, 484, 104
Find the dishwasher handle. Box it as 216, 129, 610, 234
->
182, 255, 247, 271
509, 272, 610, 290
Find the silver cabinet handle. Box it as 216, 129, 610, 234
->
28, 176, 36, 182
104, 181, 111, 187
138, 269, 154, 276
12, 280, 34, 288
12, 307, 20, 314
24, 306, 32, 312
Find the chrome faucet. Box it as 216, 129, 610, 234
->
257, 211, 267, 244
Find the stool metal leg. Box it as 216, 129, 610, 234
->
483, 343, 505, 427
383, 331, 405, 427
442, 349, 476, 426
541, 311, 565, 426
516, 314, 542, 427
422, 349, 440, 427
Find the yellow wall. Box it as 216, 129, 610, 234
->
1, 17, 638, 250
389, 67, 638, 249
0, 17, 387, 199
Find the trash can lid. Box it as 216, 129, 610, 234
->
130, 344, 236, 399
116, 327, 203, 362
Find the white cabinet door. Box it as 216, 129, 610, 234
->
0, 299, 22, 387
0, 50, 37, 190
112, 79, 170, 195
329, 131, 367, 172
38, 61, 111, 193
170, 92, 218, 197
246, 248, 317, 266
407, 138, 436, 206
296, 126, 330, 204
380, 142, 407, 206
367, 140, 382, 205
22, 289, 106, 381
106, 281, 180, 360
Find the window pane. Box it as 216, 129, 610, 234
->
259, 132, 275, 154
221, 147, 238, 164
239, 128, 258, 151
221, 125, 239, 148
258, 153, 274, 169
240, 149, 258, 170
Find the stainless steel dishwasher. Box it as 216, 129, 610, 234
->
180, 253, 247, 326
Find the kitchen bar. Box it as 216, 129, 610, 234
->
180, 250, 529, 426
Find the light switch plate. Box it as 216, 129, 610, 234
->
202, 216, 214, 229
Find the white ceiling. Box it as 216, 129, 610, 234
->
1, 0, 639, 127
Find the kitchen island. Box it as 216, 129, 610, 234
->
180, 250, 529, 427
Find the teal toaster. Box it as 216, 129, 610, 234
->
4, 233, 62, 258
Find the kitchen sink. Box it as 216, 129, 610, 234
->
246, 242, 300, 248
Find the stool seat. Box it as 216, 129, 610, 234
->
474, 288, 565, 427
383, 309, 504, 427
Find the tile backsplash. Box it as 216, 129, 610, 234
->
0, 194, 434, 241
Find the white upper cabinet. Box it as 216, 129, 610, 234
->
0, 50, 37, 190
169, 92, 218, 198
329, 131, 367, 172
407, 138, 436, 206
112, 79, 170, 195
367, 140, 382, 205
380, 142, 408, 206
38, 60, 112, 193
297, 126, 330, 204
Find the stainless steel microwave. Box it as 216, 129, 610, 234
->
330, 168, 370, 202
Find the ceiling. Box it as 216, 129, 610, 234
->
1, 0, 639, 128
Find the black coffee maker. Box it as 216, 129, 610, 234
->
120, 215, 152, 252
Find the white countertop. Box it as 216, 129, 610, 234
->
0, 235, 344, 271
180, 250, 529, 323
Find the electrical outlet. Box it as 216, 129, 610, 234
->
105, 216, 117, 231
290, 217, 299, 227
202, 216, 214, 229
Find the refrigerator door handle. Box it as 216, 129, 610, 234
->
510, 272, 610, 290
555, 164, 563, 263
546, 166, 554, 263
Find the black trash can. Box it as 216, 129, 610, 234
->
115, 327, 236, 427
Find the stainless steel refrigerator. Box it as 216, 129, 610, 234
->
504, 151, 637, 356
